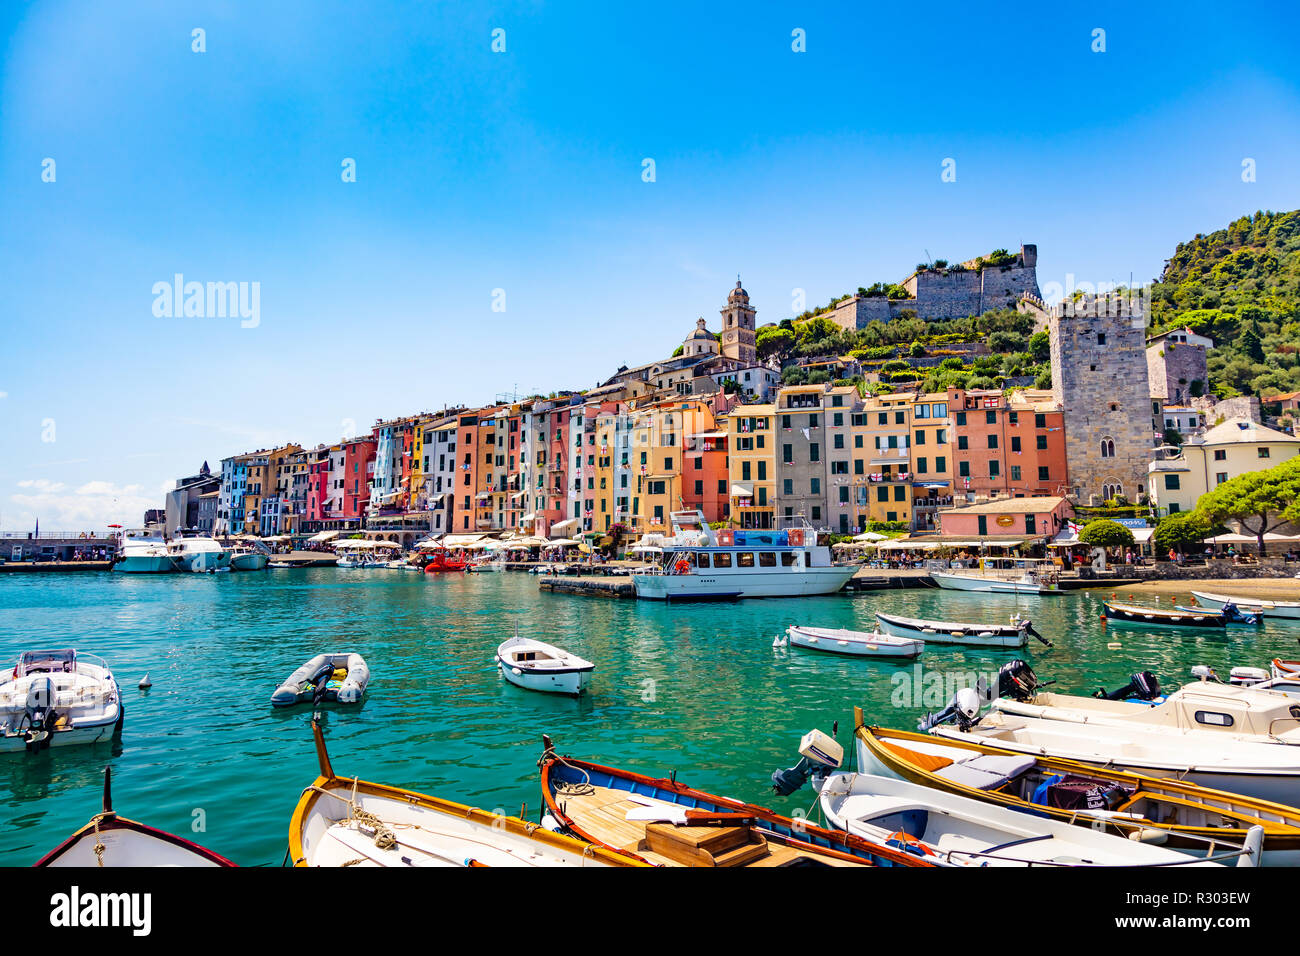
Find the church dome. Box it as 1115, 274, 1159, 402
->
687, 318, 713, 339
728, 279, 748, 301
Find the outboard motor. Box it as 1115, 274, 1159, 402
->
1095, 670, 1161, 700
23, 675, 57, 751
997, 659, 1039, 702
1221, 602, 1262, 626
771, 728, 843, 796
1020, 620, 1053, 648
918, 687, 983, 732
1190, 664, 1223, 684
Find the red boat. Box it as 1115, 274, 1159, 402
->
423, 550, 467, 573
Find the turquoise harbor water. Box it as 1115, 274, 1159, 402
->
2, 569, 1298, 866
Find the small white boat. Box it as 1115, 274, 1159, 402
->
875, 611, 1051, 648
816, 771, 1255, 867
1193, 590, 1300, 621
930, 557, 1061, 595
230, 546, 269, 571
496, 633, 593, 696
290, 722, 641, 867
268, 560, 294, 569
786, 626, 923, 658
0, 649, 123, 754
271, 653, 370, 707
112, 528, 174, 573
36, 768, 236, 866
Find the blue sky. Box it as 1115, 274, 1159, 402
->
1, 0, 1298, 530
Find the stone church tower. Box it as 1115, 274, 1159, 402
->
1047, 295, 1154, 505
720, 279, 757, 366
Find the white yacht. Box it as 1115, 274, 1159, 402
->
930, 556, 1061, 595
167, 531, 233, 572
632, 511, 857, 600
0, 649, 122, 753
112, 528, 174, 573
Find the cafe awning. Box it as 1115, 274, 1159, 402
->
550, 517, 579, 536
730, 483, 753, 497
308, 530, 339, 543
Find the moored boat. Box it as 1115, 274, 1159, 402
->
111, 528, 174, 573
230, 545, 269, 571
786, 625, 923, 658
167, 531, 233, 572
0, 649, 123, 754
423, 549, 467, 573
271, 653, 369, 707
875, 611, 1051, 649
291, 722, 640, 867
1193, 590, 1300, 621
539, 736, 930, 867
929, 557, 1061, 595
36, 768, 236, 866
496, 633, 593, 696
1103, 601, 1226, 629
856, 711, 1300, 865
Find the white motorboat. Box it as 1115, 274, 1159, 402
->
496, 633, 593, 696
815, 771, 1255, 867
167, 532, 233, 572
334, 540, 399, 568
112, 528, 174, 573
230, 545, 269, 571
1192, 590, 1300, 621
290, 722, 640, 867
632, 511, 857, 600
930, 557, 1061, 594
0, 649, 122, 753
786, 626, 923, 658
272, 653, 370, 707
875, 611, 1052, 649
36, 768, 236, 866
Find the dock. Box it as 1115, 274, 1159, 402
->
0, 560, 114, 573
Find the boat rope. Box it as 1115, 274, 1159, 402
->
90, 813, 109, 867
539, 741, 595, 796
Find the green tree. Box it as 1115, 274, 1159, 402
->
1194, 456, 1300, 554
756, 326, 794, 360
1153, 512, 1212, 556
1028, 329, 1050, 362
1077, 518, 1135, 549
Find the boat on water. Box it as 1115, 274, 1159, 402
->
814, 770, 1255, 867
1193, 590, 1300, 621
36, 768, 236, 867
539, 736, 929, 867
290, 722, 641, 867
632, 510, 857, 601
167, 531, 233, 572
856, 712, 1300, 865
496, 633, 593, 696
423, 550, 468, 573
334, 540, 400, 568
875, 611, 1051, 649
929, 557, 1061, 595
112, 528, 174, 573
229, 544, 269, 571
924, 676, 1300, 803
785, 625, 923, 658
271, 653, 370, 707
1103, 601, 1226, 629
0, 649, 122, 754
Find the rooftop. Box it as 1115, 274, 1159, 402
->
941, 496, 1067, 515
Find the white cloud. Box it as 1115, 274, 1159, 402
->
9, 479, 159, 531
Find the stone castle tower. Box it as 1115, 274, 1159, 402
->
720, 279, 757, 366
1046, 295, 1154, 504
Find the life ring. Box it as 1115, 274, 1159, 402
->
885, 831, 934, 857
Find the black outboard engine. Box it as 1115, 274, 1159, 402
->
997, 660, 1039, 702
771, 727, 843, 796
1094, 670, 1161, 701
1021, 621, 1053, 648
918, 687, 983, 732
23, 675, 57, 752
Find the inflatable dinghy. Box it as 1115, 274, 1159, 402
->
272, 653, 369, 707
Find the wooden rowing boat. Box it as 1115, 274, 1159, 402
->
856, 711, 1300, 865
36, 768, 236, 867
1103, 601, 1226, 628
875, 611, 1052, 648
1194, 590, 1300, 621
538, 736, 932, 867
289, 721, 640, 867
785, 625, 923, 658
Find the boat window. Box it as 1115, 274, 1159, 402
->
1193, 711, 1234, 728
713, 552, 732, 568
696, 552, 711, 568
737, 552, 755, 568
758, 551, 776, 567
781, 552, 798, 567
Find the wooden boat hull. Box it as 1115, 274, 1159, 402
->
498, 660, 592, 695
875, 611, 1028, 648
37, 816, 236, 867
538, 743, 932, 867
858, 712, 1300, 865
1195, 591, 1300, 621
1103, 602, 1225, 629
787, 626, 923, 658
291, 723, 639, 867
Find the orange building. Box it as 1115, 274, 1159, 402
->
947, 388, 1068, 500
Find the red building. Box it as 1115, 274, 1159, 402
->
947, 388, 1069, 500
340, 437, 377, 522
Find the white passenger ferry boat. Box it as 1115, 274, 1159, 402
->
632, 511, 857, 600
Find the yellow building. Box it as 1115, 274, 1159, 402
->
906, 391, 952, 532
1149, 417, 1300, 516
852, 393, 913, 526
726, 403, 775, 528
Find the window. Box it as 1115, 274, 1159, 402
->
977, 515, 988, 535
956, 412, 966, 426
781, 552, 797, 567
783, 443, 793, 463
1169, 502, 1181, 513
810, 443, 820, 462
838, 487, 849, 503
783, 478, 793, 494
1194, 711, 1234, 728
811, 506, 821, 520
987, 435, 998, 449
854, 459, 865, 475
957, 435, 968, 450
758, 551, 776, 567
914, 430, 925, 445
810, 478, 821, 495
713, 552, 732, 568
833, 434, 844, 449
958, 460, 969, 477
1259, 448, 1271, 459
694, 480, 703, 495
1164, 474, 1180, 490
1010, 465, 1021, 481
1215, 472, 1228, 484
1034, 413, 1046, 428
989, 460, 1000, 477
935, 456, 945, 473
916, 457, 927, 474
985, 411, 996, 425
1010, 436, 1020, 452
876, 486, 887, 502
895, 412, 905, 425
1036, 435, 1047, 450
1097, 333, 1106, 345
1214, 449, 1226, 461
1008, 411, 1018, 425
737, 552, 755, 568
1026, 515, 1036, 534
1038, 466, 1050, 481
893, 486, 906, 501
833, 412, 844, 426
1100, 437, 1115, 458
697, 553, 711, 568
